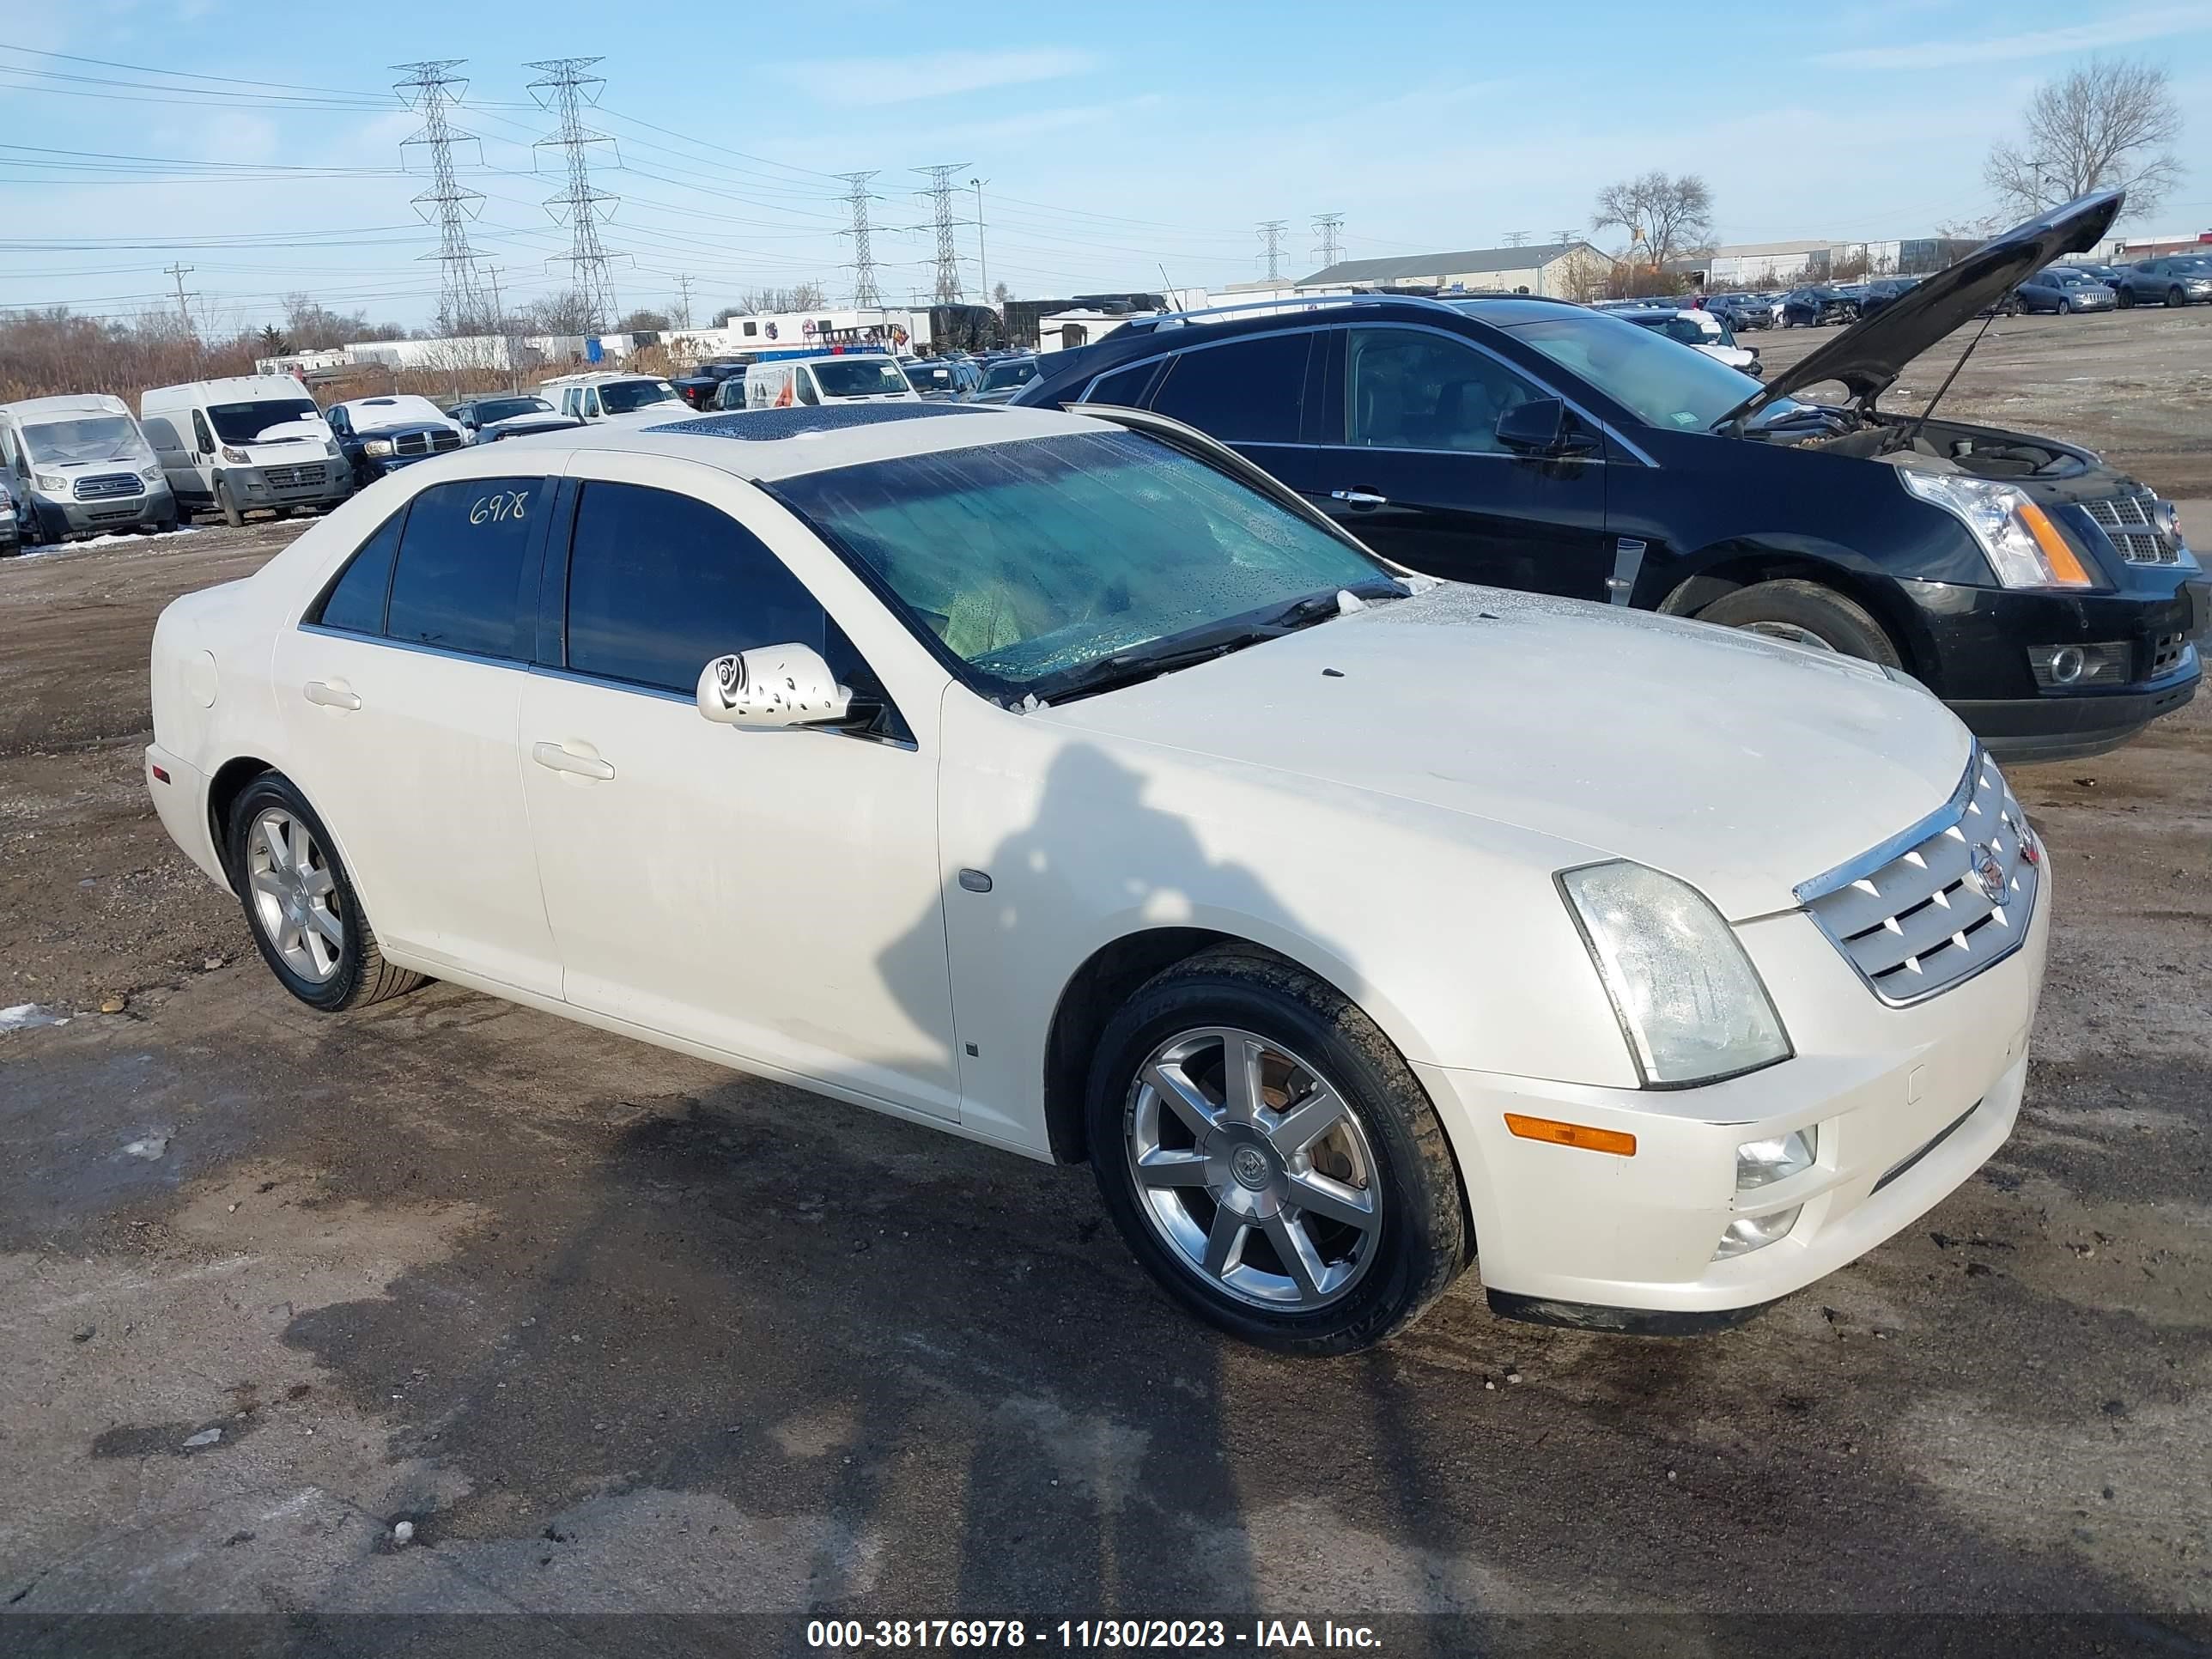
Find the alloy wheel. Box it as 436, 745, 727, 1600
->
1125, 1026, 1382, 1310
246, 807, 344, 982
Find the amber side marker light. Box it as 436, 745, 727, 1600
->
1504, 1113, 1637, 1157
2018, 501, 2095, 587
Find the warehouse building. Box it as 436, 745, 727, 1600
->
1293, 241, 1614, 299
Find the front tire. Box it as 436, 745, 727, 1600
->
1085, 948, 1466, 1355
227, 773, 425, 1012
2057, 297, 2072, 315
2118, 286, 2136, 308
214, 478, 244, 527
1698, 578, 1904, 667
2169, 286, 2188, 308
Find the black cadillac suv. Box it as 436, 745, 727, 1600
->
1014, 192, 2205, 761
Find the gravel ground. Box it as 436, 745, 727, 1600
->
1, 315, 2208, 1657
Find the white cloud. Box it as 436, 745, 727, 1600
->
780, 46, 1095, 104
1817, 3, 2211, 70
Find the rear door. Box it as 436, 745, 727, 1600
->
1138, 330, 1319, 495
273, 474, 560, 995
1302, 324, 1612, 598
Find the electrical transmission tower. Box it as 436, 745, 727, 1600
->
1503, 230, 1531, 246
1257, 220, 1287, 282
836, 172, 884, 307
913, 164, 971, 305
393, 60, 488, 336
526, 57, 622, 336
1311, 213, 1344, 270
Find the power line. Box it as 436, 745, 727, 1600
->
1257, 220, 1287, 282
836, 171, 882, 307
393, 60, 489, 336
1312, 212, 1345, 269
913, 163, 971, 306
525, 56, 622, 336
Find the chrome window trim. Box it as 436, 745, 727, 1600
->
1075, 324, 1331, 411
1793, 744, 1981, 904
297, 621, 528, 670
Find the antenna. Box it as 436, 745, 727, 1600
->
525, 56, 623, 337
392, 59, 488, 336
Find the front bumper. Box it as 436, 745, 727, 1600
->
33, 481, 176, 537
1908, 574, 2208, 763
1417, 868, 2049, 1322
224, 461, 352, 510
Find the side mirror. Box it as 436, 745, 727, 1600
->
696, 644, 853, 730
1495, 398, 1592, 456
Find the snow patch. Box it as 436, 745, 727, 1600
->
0, 1003, 69, 1031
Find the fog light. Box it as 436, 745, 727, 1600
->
2029, 641, 2128, 688
1737, 1126, 1815, 1190
1714, 1205, 1802, 1260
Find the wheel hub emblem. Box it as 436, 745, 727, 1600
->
1970, 842, 2008, 907
1230, 1146, 1273, 1190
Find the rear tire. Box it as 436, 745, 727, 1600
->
214, 479, 244, 528
227, 772, 426, 1012
1085, 947, 1466, 1355
1698, 579, 1904, 667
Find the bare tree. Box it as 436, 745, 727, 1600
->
616, 307, 671, 332
1984, 58, 2184, 222
1591, 172, 1715, 273
710, 283, 830, 325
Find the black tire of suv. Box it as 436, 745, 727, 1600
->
1085, 947, 1467, 1355
1698, 579, 1904, 667
215, 479, 244, 528
2057, 298, 2072, 315
228, 772, 426, 1013
2170, 287, 2188, 308
2117, 287, 2135, 308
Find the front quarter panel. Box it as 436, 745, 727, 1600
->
934, 689, 1641, 1156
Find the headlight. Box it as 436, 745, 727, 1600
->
221, 445, 250, 464
1897, 471, 2096, 589
1737, 1127, 1815, 1189
363, 439, 393, 458
33, 472, 65, 492
1558, 861, 1793, 1088
140, 465, 163, 483
325, 439, 343, 459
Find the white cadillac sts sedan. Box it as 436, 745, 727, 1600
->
145, 402, 2048, 1353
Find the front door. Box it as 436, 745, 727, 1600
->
1302, 325, 1612, 600
273, 476, 561, 996
517, 465, 959, 1121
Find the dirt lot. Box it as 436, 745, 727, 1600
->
2, 312, 2209, 1656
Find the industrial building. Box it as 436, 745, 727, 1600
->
1291, 241, 1614, 299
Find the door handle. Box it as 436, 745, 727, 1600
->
1331, 488, 1389, 507
303, 680, 361, 711
532, 741, 615, 781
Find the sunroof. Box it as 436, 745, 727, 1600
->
643, 404, 996, 441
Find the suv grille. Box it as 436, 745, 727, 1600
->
392, 430, 464, 458
2082, 493, 2179, 565
73, 472, 143, 501
1799, 749, 2039, 1006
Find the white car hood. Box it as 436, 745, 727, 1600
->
1038, 584, 1974, 921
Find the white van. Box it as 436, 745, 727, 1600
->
140, 378, 353, 526
746, 354, 919, 410
538, 372, 684, 424
0, 393, 178, 544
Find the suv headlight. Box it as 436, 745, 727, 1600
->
33, 472, 65, 492
363, 438, 393, 458
1559, 861, 1792, 1088
1897, 471, 2096, 590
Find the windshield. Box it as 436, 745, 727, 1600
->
1506, 313, 1778, 430
903, 362, 955, 391
817, 359, 915, 398
599, 380, 678, 414
981, 361, 1037, 391
475, 397, 555, 422
773, 431, 1388, 691
22, 415, 148, 465
208, 399, 321, 444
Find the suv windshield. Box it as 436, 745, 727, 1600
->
22, 415, 147, 465
473, 397, 555, 422
599, 380, 678, 414
208, 400, 321, 444
774, 430, 1388, 691
1501, 313, 1781, 431
816, 359, 916, 398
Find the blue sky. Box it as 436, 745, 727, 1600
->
1, 0, 2205, 333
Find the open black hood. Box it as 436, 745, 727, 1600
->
1722, 189, 2123, 428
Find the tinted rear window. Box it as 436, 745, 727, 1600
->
311, 507, 405, 635
1147, 334, 1312, 444
384, 478, 538, 659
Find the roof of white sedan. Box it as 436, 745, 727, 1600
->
542, 401, 1115, 481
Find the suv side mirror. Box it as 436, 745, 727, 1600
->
1495, 398, 1593, 457
696, 644, 853, 730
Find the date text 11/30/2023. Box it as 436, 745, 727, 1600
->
805, 1618, 1383, 1649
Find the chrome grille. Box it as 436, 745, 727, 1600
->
262, 464, 326, 489
1799, 748, 2040, 1006
392, 432, 431, 457
432, 428, 462, 453
73, 472, 142, 501
2083, 493, 2179, 565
